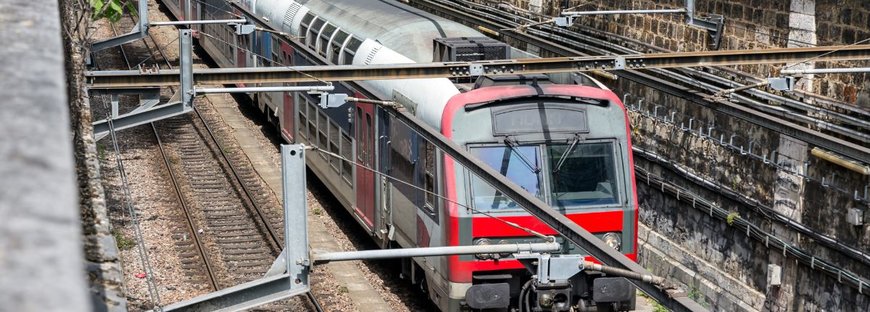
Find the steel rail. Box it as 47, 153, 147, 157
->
131, 16, 223, 292
85, 44, 870, 88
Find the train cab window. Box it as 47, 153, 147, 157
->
468, 145, 542, 210
547, 142, 619, 207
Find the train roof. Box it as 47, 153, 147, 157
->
301, 0, 483, 62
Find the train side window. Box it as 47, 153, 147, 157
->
318, 110, 328, 159
342, 37, 363, 65
298, 94, 308, 139
308, 101, 317, 146
423, 142, 437, 214
341, 132, 353, 185
365, 113, 373, 164
271, 37, 282, 66
300, 12, 315, 29
331, 31, 350, 64
319, 24, 337, 56
307, 17, 323, 47
357, 107, 364, 162
329, 121, 340, 172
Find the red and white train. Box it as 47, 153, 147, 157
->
162, 0, 640, 310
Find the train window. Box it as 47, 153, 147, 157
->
319, 24, 337, 55
308, 17, 324, 47
318, 110, 328, 158
300, 12, 315, 29
468, 145, 542, 210
341, 132, 353, 185
365, 113, 373, 164
342, 37, 363, 65
423, 142, 436, 212
308, 102, 317, 146
331, 31, 350, 63
298, 110, 308, 139
356, 108, 364, 162
346, 37, 363, 52
271, 42, 281, 66
547, 142, 619, 207
329, 121, 340, 172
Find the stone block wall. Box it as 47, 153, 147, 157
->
814, 0, 870, 107
522, 0, 869, 104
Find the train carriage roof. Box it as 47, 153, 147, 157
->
301, 0, 483, 62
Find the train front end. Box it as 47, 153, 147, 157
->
441, 82, 639, 311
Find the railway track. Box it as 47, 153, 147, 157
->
101, 11, 322, 310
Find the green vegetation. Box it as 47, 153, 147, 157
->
688, 287, 702, 301
726, 211, 740, 226
113, 231, 135, 250
90, 0, 136, 22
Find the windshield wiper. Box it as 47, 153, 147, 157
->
503, 136, 540, 174
553, 135, 581, 173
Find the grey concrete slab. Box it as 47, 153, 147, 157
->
0, 0, 90, 310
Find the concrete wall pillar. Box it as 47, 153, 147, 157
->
787, 0, 817, 92
766, 136, 808, 311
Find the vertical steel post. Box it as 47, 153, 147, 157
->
184, 0, 192, 26
139, 0, 149, 31
685, 0, 695, 24
111, 94, 119, 118
281, 144, 309, 292
179, 29, 193, 109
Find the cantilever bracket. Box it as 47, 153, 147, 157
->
686, 0, 725, 50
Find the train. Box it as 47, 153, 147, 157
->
160, 0, 640, 310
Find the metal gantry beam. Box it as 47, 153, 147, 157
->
85, 44, 870, 88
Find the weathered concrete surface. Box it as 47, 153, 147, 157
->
57, 0, 128, 309
0, 0, 90, 310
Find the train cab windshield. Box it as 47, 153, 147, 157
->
469, 141, 620, 211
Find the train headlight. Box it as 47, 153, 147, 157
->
473, 238, 492, 260
602, 232, 621, 251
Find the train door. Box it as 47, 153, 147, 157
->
377, 110, 392, 247
355, 97, 376, 230
280, 42, 295, 141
